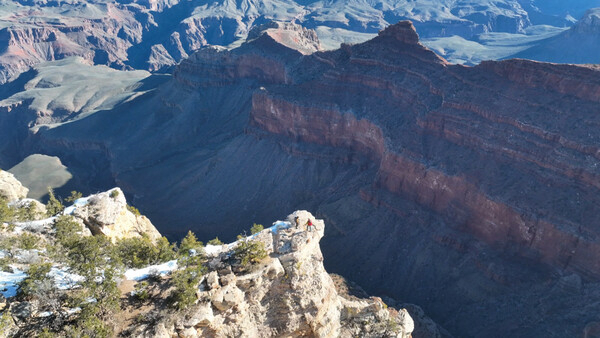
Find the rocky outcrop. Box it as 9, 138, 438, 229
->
69, 188, 161, 242
247, 21, 322, 55
0, 170, 28, 201
136, 211, 415, 337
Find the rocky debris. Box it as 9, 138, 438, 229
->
10, 301, 32, 320
70, 188, 161, 242
0, 170, 28, 202
137, 211, 414, 337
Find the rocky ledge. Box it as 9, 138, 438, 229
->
134, 211, 416, 338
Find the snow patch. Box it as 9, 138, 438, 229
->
124, 260, 178, 281
0, 268, 26, 297
63, 196, 91, 215
49, 267, 85, 290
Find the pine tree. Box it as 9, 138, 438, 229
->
45, 188, 64, 217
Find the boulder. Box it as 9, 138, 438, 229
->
0, 171, 28, 202
69, 188, 162, 242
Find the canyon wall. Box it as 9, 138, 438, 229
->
19, 21, 600, 336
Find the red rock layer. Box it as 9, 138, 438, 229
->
174, 21, 600, 280
250, 92, 600, 279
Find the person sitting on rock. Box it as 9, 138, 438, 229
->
294, 216, 300, 229
306, 218, 315, 232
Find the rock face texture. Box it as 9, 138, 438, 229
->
510, 8, 600, 64
69, 188, 162, 242
0, 0, 591, 83
0, 170, 28, 202
137, 211, 416, 338
10, 21, 600, 336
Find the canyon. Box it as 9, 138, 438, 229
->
2, 20, 599, 336
0, 0, 597, 85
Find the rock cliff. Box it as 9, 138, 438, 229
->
132, 211, 417, 338
11, 20, 600, 336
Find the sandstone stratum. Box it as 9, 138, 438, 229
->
4, 20, 600, 336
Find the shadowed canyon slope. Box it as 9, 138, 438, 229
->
7, 22, 600, 336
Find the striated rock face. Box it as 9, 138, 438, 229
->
137, 211, 415, 338
0, 170, 28, 202
247, 21, 322, 55
22, 20, 600, 336
510, 8, 600, 64
69, 188, 161, 242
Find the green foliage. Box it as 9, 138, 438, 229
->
170, 230, 206, 310
155, 236, 177, 263
169, 263, 205, 310
65, 235, 119, 278
207, 237, 223, 245
126, 204, 140, 216
234, 235, 267, 269
0, 258, 12, 272
65, 191, 83, 203
14, 202, 38, 222
177, 231, 203, 259
0, 310, 13, 336
109, 190, 119, 199
116, 235, 155, 268
115, 235, 176, 268
45, 188, 64, 217
19, 262, 52, 298
0, 195, 14, 223
18, 233, 39, 250
53, 215, 81, 247
65, 312, 112, 338
134, 281, 149, 301
250, 223, 264, 235
37, 329, 56, 338
67, 268, 120, 337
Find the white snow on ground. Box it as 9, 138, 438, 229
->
49, 267, 85, 290
0, 268, 26, 297
205, 245, 225, 256
124, 260, 178, 281
36, 307, 81, 318
0, 265, 84, 298
10, 191, 94, 231
270, 221, 291, 234
14, 217, 56, 233
205, 220, 292, 257
63, 196, 91, 215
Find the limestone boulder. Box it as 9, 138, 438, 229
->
69, 188, 161, 242
0, 171, 28, 202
